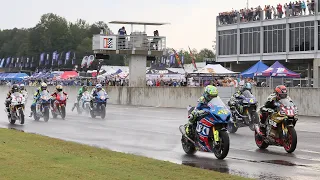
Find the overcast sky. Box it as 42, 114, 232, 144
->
1, 0, 292, 50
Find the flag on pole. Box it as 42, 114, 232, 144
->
172, 48, 184, 69
188, 46, 197, 70
65, 51, 71, 65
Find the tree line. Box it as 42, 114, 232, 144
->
0, 13, 215, 71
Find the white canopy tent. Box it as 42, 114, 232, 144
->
194, 64, 237, 74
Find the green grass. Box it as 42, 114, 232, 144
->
0, 128, 250, 180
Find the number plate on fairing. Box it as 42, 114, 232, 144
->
269, 119, 277, 127
196, 122, 210, 136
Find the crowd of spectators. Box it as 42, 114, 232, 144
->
219, 0, 316, 25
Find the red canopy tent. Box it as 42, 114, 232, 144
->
60, 71, 78, 79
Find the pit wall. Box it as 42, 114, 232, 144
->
3, 86, 318, 116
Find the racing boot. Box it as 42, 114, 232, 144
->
29, 111, 33, 117
185, 113, 196, 136
6, 107, 11, 119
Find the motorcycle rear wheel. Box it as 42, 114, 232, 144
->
181, 136, 196, 155
213, 131, 230, 160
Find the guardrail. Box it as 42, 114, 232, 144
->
92, 34, 166, 52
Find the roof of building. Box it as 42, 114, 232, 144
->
109, 21, 169, 26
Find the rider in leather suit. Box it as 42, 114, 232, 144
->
29, 83, 49, 117
257, 85, 289, 136
185, 85, 219, 136
5, 84, 20, 118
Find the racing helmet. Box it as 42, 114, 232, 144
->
12, 84, 19, 93
96, 84, 102, 91
20, 84, 25, 90
242, 82, 252, 92
56, 85, 63, 92
203, 85, 218, 102
40, 82, 47, 91
274, 85, 287, 100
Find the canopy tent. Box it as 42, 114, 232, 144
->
194, 64, 237, 74
240, 61, 269, 78
0, 73, 29, 81
255, 61, 300, 78
146, 66, 178, 74
59, 71, 79, 80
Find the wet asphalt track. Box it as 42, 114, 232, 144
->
1, 101, 320, 180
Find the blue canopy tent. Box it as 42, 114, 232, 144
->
3, 73, 29, 81
240, 61, 269, 78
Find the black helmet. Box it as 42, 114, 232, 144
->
12, 84, 19, 92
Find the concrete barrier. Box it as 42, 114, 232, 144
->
252, 87, 320, 117
105, 87, 236, 108
1, 86, 318, 116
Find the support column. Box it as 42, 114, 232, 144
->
313, 59, 320, 88
308, 62, 312, 87
129, 55, 146, 87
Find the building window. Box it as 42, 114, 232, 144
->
290, 21, 314, 52
218, 30, 237, 55
240, 27, 260, 54
263, 24, 286, 53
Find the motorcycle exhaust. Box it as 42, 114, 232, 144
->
179, 125, 195, 144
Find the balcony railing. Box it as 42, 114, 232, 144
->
92, 34, 166, 52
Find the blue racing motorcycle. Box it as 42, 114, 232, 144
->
90, 91, 109, 119
33, 90, 51, 122
179, 96, 231, 160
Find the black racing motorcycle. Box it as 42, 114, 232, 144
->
228, 90, 259, 133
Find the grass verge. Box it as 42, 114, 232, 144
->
0, 128, 250, 180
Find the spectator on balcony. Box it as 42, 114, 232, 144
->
277, 4, 283, 18
152, 30, 159, 50
118, 26, 127, 49
302, 0, 307, 15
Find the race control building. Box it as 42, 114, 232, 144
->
216, 1, 320, 87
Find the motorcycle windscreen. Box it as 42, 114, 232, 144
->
11, 92, 24, 103
40, 91, 50, 101
97, 91, 107, 100
279, 98, 294, 108
57, 92, 66, 101
242, 90, 257, 104
82, 92, 91, 101
207, 97, 231, 123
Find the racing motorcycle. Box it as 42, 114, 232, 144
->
255, 97, 298, 153
228, 90, 259, 133
76, 91, 91, 114
90, 91, 108, 119
8, 92, 26, 125
51, 92, 67, 119
33, 90, 51, 122
179, 96, 231, 160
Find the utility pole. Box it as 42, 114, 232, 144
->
247, 0, 249, 9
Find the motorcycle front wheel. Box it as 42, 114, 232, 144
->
61, 106, 66, 120
100, 104, 106, 119
19, 109, 25, 125
44, 107, 50, 122
283, 127, 297, 153
213, 131, 230, 160
227, 121, 238, 133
